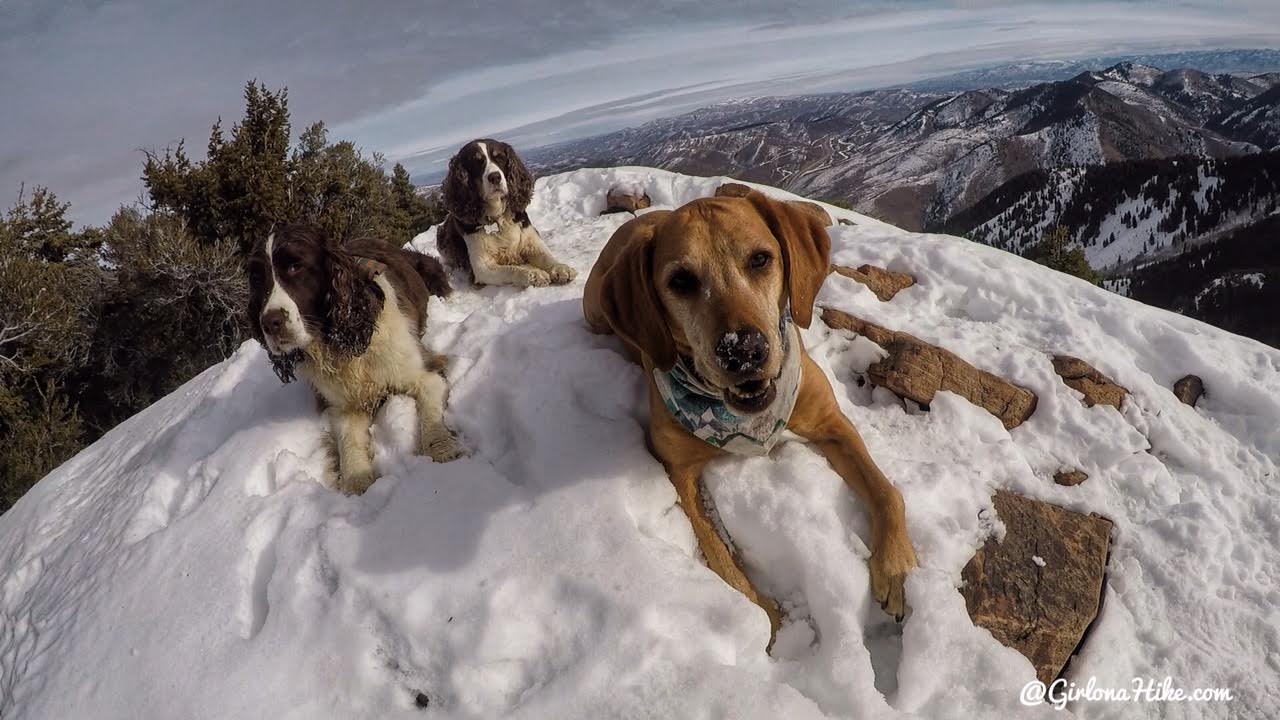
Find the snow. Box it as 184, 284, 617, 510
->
3, 167, 1280, 719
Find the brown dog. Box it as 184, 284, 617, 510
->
583, 190, 917, 642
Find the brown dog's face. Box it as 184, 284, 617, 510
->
598, 191, 830, 415
654, 200, 789, 413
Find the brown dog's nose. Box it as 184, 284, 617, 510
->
715, 327, 769, 374
261, 308, 288, 335
487, 171, 503, 184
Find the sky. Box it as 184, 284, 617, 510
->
3, 1, 1280, 225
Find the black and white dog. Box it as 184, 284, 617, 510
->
247, 224, 463, 494
436, 139, 576, 287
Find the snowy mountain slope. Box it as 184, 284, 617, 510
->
1210, 84, 1280, 150
1122, 215, 1280, 348
3, 168, 1280, 719
528, 90, 941, 192
532, 64, 1272, 232
942, 151, 1280, 270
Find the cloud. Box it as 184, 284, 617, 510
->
2, 1, 1278, 224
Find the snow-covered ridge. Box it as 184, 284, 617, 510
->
957, 152, 1280, 271
2, 168, 1279, 719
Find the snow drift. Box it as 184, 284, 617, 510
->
2, 168, 1278, 719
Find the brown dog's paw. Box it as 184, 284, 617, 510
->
870, 534, 918, 621
548, 263, 577, 285
336, 467, 377, 496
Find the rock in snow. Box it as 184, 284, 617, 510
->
1053, 469, 1090, 487
960, 491, 1112, 685
830, 264, 917, 302
819, 308, 1038, 430
2, 168, 1279, 719
1052, 355, 1129, 410
601, 185, 651, 215
1173, 374, 1206, 407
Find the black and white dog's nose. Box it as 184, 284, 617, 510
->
261, 308, 288, 335
715, 327, 769, 374
487, 171, 503, 184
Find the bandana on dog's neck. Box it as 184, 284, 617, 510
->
653, 310, 802, 456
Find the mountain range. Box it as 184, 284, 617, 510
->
530, 55, 1280, 346
530, 62, 1277, 233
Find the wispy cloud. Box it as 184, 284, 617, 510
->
2, 1, 1278, 224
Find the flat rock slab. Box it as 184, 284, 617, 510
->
831, 264, 916, 301
601, 187, 652, 214
1052, 355, 1128, 410
714, 183, 833, 226
961, 490, 1113, 684
1173, 374, 1205, 407
820, 308, 1038, 429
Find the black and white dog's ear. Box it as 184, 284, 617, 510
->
323, 235, 384, 358
442, 151, 482, 224
501, 141, 535, 212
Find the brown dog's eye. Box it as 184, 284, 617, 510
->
749, 252, 772, 270
667, 269, 700, 295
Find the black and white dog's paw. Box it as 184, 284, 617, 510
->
419, 426, 467, 463
548, 263, 577, 285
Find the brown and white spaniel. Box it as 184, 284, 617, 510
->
247, 223, 464, 494
436, 139, 576, 287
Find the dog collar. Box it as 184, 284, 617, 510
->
461, 210, 530, 235
653, 311, 802, 456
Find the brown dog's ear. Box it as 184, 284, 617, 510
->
324, 234, 385, 358
599, 226, 676, 371
746, 191, 831, 328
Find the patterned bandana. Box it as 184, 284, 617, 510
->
653, 311, 802, 456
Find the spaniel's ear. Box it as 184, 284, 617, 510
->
599, 223, 676, 371
323, 234, 384, 358
746, 191, 831, 328
500, 142, 535, 212
442, 151, 480, 224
